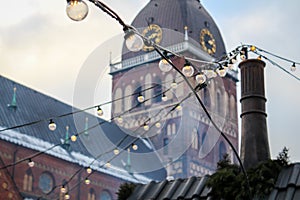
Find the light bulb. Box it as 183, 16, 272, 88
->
65, 193, 70, 200
132, 144, 138, 151
228, 61, 234, 70
28, 159, 34, 168
124, 29, 144, 52
97, 106, 103, 116
85, 178, 91, 185
291, 63, 296, 72
105, 162, 111, 168
182, 62, 194, 77
137, 94, 144, 103
48, 119, 57, 131
171, 80, 177, 89
257, 55, 262, 60
113, 148, 119, 155
217, 67, 227, 77
162, 93, 168, 102
240, 54, 246, 61
71, 135, 77, 142
66, 0, 89, 21
117, 116, 123, 124
86, 167, 92, 174
195, 73, 206, 84
155, 122, 161, 128
143, 124, 149, 131
159, 58, 172, 72
231, 56, 237, 64
176, 104, 182, 111
61, 186, 67, 194
250, 45, 256, 52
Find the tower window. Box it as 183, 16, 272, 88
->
153, 78, 162, 103
219, 141, 227, 161
23, 169, 33, 192
88, 188, 96, 200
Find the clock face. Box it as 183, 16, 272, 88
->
200, 28, 216, 55
39, 173, 54, 194
142, 24, 163, 51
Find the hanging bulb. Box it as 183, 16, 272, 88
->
257, 55, 262, 60
113, 148, 119, 155
231, 56, 237, 64
85, 178, 91, 185
105, 162, 111, 168
48, 119, 57, 131
61, 185, 67, 194
291, 63, 296, 72
217, 66, 227, 77
250, 45, 256, 52
171, 79, 177, 89
162, 93, 168, 102
64, 193, 70, 200
228, 60, 234, 70
97, 106, 103, 116
182, 61, 194, 77
124, 29, 144, 52
155, 122, 161, 128
143, 123, 149, 131
28, 159, 35, 168
159, 58, 172, 72
71, 135, 77, 142
117, 116, 123, 124
196, 73, 207, 84
86, 167, 92, 174
132, 143, 138, 151
66, 0, 89, 21
137, 93, 144, 103
176, 104, 182, 111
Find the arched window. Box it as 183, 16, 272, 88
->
219, 141, 227, 161
203, 87, 210, 107
114, 88, 122, 113
153, 77, 162, 103
100, 190, 112, 200
23, 168, 33, 192
191, 128, 199, 150
145, 74, 152, 106
216, 91, 222, 114
124, 85, 132, 111
88, 188, 96, 200
201, 132, 207, 145
230, 95, 236, 119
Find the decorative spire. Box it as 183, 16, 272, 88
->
7, 87, 17, 109
63, 126, 71, 150
125, 148, 131, 173
184, 26, 189, 41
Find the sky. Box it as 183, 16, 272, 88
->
1, 0, 300, 162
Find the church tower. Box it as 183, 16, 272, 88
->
110, 0, 239, 178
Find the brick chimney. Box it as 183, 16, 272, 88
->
239, 59, 270, 169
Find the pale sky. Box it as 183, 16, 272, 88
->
1, 0, 300, 162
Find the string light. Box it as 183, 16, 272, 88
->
182, 60, 194, 77
113, 148, 119, 155
64, 193, 70, 200
162, 93, 168, 102
97, 106, 104, 116
250, 45, 257, 52
66, 0, 89, 21
217, 65, 227, 77
28, 159, 34, 168
155, 122, 161, 128
105, 162, 111, 168
176, 104, 182, 111
195, 73, 206, 84
143, 123, 149, 131
117, 116, 123, 124
86, 167, 92, 174
124, 29, 144, 52
132, 143, 138, 151
48, 119, 57, 131
158, 51, 172, 72
71, 135, 77, 142
84, 177, 91, 185
137, 93, 145, 103
60, 185, 67, 194
171, 79, 178, 89
291, 63, 296, 72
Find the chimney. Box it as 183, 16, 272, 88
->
239, 59, 270, 169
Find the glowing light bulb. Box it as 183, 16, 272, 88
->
143, 123, 149, 131
71, 135, 77, 142
159, 58, 172, 72
155, 122, 161, 128
124, 29, 144, 52
250, 45, 256, 52
28, 159, 34, 168
105, 162, 111, 168
240, 54, 246, 61
86, 167, 92, 174
137, 94, 144, 103
182, 62, 194, 77
61, 186, 67, 194
48, 119, 57, 131
231, 56, 237, 64
113, 148, 119, 155
132, 143, 138, 151
257, 55, 262, 60
117, 116, 123, 124
217, 66, 227, 77
176, 104, 182, 111
66, 0, 89, 21
171, 80, 177, 89
162, 93, 168, 102
85, 178, 91, 185
291, 63, 296, 72
195, 73, 206, 84
97, 106, 103, 116
65, 193, 70, 200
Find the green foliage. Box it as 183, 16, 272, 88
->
207, 148, 290, 200
116, 182, 136, 200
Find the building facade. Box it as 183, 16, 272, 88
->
110, 0, 239, 178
